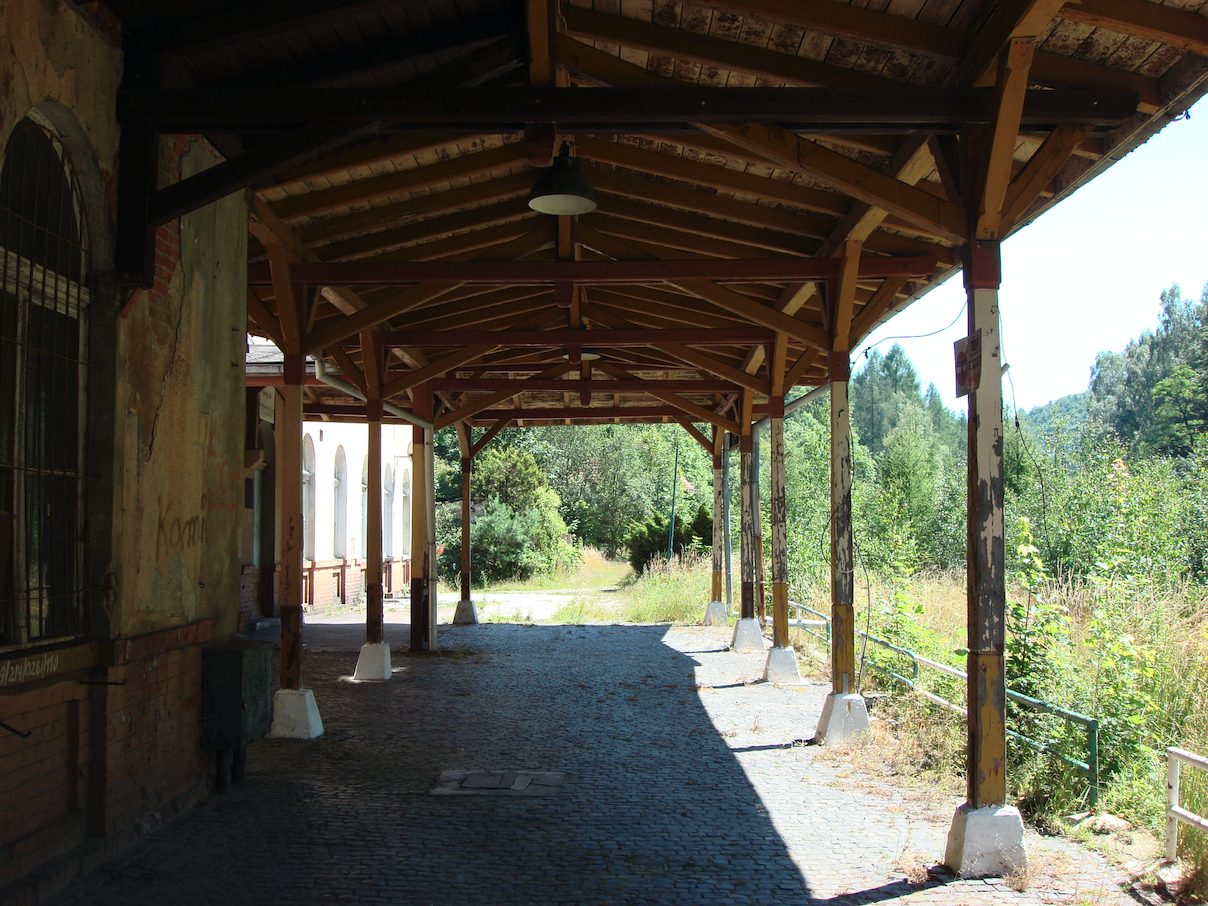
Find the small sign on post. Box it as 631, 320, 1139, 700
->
955, 329, 982, 398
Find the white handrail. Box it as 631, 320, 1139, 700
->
1167, 747, 1208, 861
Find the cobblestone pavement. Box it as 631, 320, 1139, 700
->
49, 622, 1138, 906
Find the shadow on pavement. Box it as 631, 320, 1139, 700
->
49, 622, 817, 905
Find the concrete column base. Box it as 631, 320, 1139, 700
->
268, 689, 324, 739
944, 803, 1028, 878
353, 642, 393, 681
762, 646, 803, 684
702, 600, 727, 626
730, 618, 767, 652
814, 692, 870, 744
453, 599, 478, 625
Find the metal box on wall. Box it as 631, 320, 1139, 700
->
200, 640, 274, 750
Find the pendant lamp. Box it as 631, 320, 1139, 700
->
528, 141, 596, 215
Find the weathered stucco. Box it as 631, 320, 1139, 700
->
114, 143, 248, 641
0, 0, 121, 202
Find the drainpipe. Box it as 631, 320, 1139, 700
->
314, 359, 433, 430
751, 382, 830, 435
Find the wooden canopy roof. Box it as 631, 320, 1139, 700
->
110, 0, 1208, 432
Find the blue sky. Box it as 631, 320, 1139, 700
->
855, 96, 1208, 413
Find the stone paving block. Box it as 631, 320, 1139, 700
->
41, 622, 1142, 906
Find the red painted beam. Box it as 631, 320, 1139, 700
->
371, 328, 773, 349
431, 378, 739, 391
246, 256, 937, 286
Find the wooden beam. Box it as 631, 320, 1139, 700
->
581, 301, 771, 396
562, 6, 895, 91
124, 0, 405, 57
433, 378, 738, 392
1001, 125, 1094, 230
817, 135, 934, 258
464, 404, 732, 424
292, 173, 532, 248
470, 418, 513, 456
673, 416, 713, 454
697, 122, 969, 245
783, 349, 821, 388
683, 0, 1154, 109
151, 123, 380, 228
949, 0, 1066, 88
595, 361, 741, 434
850, 277, 910, 341
977, 38, 1037, 240
578, 135, 947, 242
382, 347, 497, 399
1059, 0, 1208, 56
249, 255, 937, 287
317, 199, 534, 261
300, 226, 555, 354
832, 241, 862, 355
270, 143, 527, 220
434, 362, 576, 429
325, 346, 368, 396
373, 328, 774, 349
247, 290, 285, 347
266, 244, 302, 355
674, 280, 831, 352
120, 86, 1139, 130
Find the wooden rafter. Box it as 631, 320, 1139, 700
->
698, 122, 969, 244
978, 37, 1037, 239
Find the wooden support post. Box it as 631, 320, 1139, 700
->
830, 353, 855, 695
410, 386, 433, 651
278, 370, 305, 691
703, 427, 728, 625
723, 431, 733, 608
752, 437, 766, 624
739, 403, 755, 622
460, 456, 472, 601
365, 401, 384, 645
965, 240, 1007, 809
711, 440, 724, 603
426, 411, 439, 649
769, 396, 789, 649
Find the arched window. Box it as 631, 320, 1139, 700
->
332, 446, 347, 559
1, 115, 91, 646
302, 435, 316, 562
360, 455, 368, 560
399, 470, 411, 557
383, 465, 394, 557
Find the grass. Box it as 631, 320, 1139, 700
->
793, 568, 1208, 893
460, 547, 632, 594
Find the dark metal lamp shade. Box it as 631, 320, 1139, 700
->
528, 145, 596, 215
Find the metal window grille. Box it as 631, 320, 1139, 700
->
0, 116, 91, 649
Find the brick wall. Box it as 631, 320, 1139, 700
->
0, 621, 213, 899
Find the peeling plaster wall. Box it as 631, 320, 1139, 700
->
0, 0, 122, 222
115, 141, 248, 642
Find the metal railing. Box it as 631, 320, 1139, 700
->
788, 599, 1100, 805
1167, 747, 1208, 860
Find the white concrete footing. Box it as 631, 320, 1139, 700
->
453, 599, 478, 625
814, 692, 870, 744
353, 642, 393, 681
943, 803, 1028, 878
762, 646, 803, 684
730, 618, 766, 652
702, 600, 727, 626
268, 689, 324, 739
